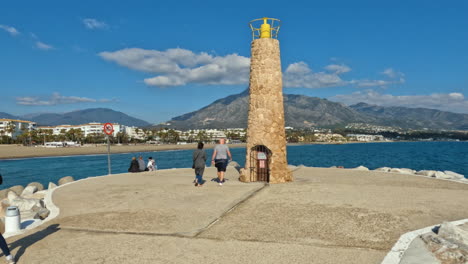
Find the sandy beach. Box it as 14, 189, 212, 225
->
0, 141, 387, 160
0, 143, 246, 159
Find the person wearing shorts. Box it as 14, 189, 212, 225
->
211, 138, 232, 186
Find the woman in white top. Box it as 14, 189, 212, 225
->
147, 157, 157, 171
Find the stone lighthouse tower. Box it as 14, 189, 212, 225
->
240, 18, 292, 184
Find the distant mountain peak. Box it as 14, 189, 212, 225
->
1, 108, 150, 127
159, 93, 468, 131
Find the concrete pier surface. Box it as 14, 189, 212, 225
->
4, 167, 468, 263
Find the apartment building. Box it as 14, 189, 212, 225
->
124, 126, 146, 140
346, 134, 385, 142
0, 119, 37, 139
38, 122, 123, 137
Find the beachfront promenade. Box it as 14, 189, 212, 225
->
4, 166, 468, 263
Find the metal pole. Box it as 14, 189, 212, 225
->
107, 135, 111, 175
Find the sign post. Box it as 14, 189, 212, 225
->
103, 123, 114, 175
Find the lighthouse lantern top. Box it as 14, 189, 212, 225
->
249, 17, 281, 40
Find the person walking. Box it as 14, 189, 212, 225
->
0, 173, 16, 264
192, 142, 207, 187
211, 138, 232, 186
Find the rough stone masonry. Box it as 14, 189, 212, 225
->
240, 37, 293, 183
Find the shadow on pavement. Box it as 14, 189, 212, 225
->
6, 224, 60, 261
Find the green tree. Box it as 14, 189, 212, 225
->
6, 122, 16, 142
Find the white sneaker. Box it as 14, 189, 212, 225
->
6, 255, 15, 264
219, 182, 223, 186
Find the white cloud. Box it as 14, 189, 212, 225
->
381, 67, 405, 79
324, 64, 351, 74
330, 90, 468, 114
283, 62, 347, 88
35, 41, 54, 51
283, 62, 404, 89
99, 47, 405, 90
351, 79, 393, 87
0, 24, 20, 36
99, 48, 250, 87
16, 93, 117, 106
82, 18, 108, 30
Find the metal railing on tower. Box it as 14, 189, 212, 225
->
249, 17, 281, 40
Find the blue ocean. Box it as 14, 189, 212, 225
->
0, 141, 466, 189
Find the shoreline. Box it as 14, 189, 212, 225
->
0, 143, 244, 160
0, 140, 462, 160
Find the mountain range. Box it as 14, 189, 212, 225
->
164, 90, 468, 130
0, 108, 150, 127
2, 92, 467, 130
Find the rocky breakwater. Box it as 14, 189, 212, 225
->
421, 222, 468, 264
348, 166, 467, 184
0, 176, 75, 233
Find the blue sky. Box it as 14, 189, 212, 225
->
1, 0, 467, 124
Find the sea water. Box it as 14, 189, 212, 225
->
0, 141, 466, 189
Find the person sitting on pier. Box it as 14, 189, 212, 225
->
138, 156, 148, 171
147, 157, 157, 171
128, 157, 140, 173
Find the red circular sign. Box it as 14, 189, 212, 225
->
103, 123, 114, 135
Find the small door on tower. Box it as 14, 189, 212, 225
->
249, 145, 272, 182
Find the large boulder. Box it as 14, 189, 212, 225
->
58, 176, 75, 186
21, 185, 38, 197
27, 182, 44, 191
398, 168, 415, 175
30, 190, 47, 200
416, 170, 437, 177
8, 185, 24, 196
33, 207, 50, 220
8, 195, 43, 212
444, 171, 465, 180
7, 191, 19, 201
228, 161, 241, 172
389, 168, 415, 175
435, 171, 452, 179
438, 221, 468, 244
421, 233, 468, 263
48, 182, 57, 190
0, 189, 9, 200
375, 167, 391, 172
228, 161, 240, 167
353, 166, 369, 171
389, 168, 405, 174
0, 198, 10, 218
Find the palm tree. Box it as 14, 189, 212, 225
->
0, 129, 5, 144
6, 122, 16, 139
74, 128, 84, 144
59, 129, 67, 141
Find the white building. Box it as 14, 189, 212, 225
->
125, 126, 146, 140
190, 129, 227, 139
38, 123, 124, 137
313, 133, 347, 142
0, 119, 37, 139
347, 134, 384, 142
